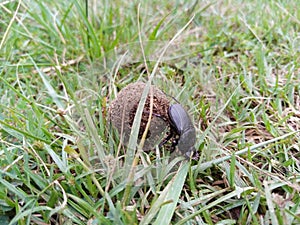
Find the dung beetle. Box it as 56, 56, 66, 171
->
169, 104, 198, 159
160, 103, 198, 159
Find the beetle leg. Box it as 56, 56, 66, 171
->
143, 111, 168, 122
170, 136, 179, 151
158, 132, 173, 148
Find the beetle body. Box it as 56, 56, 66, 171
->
168, 104, 197, 159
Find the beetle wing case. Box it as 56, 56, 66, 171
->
168, 103, 197, 158
168, 104, 193, 134
177, 128, 196, 151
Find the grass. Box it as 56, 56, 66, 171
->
1, 0, 300, 224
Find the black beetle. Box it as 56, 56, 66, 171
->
160, 103, 198, 159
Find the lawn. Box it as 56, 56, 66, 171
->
1, 0, 300, 224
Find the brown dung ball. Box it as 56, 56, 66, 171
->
108, 82, 170, 151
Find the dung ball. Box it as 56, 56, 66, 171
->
108, 82, 170, 151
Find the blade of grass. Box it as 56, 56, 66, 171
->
0, 176, 27, 201
153, 162, 189, 225
195, 131, 298, 171
229, 154, 236, 188
0, 119, 51, 144
84, 109, 106, 166
0, 0, 21, 50
67, 194, 113, 224
140, 161, 189, 225
30, 56, 65, 109
44, 144, 67, 173
73, 0, 100, 57
176, 186, 255, 225
264, 180, 279, 225
64, 145, 118, 221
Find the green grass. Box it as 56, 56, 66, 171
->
1, 0, 300, 224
